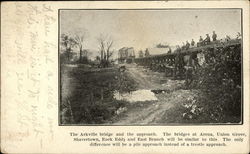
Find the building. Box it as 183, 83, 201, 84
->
118, 47, 135, 63
145, 47, 171, 56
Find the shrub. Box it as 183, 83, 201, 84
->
189, 44, 242, 122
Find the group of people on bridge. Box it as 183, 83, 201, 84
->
135, 31, 241, 87
177, 31, 218, 51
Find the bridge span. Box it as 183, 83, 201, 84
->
134, 39, 241, 79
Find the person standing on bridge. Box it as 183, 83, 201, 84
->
199, 36, 203, 42
186, 41, 190, 50
204, 34, 211, 45
198, 36, 204, 47
181, 42, 186, 50
191, 39, 195, 47
212, 31, 217, 41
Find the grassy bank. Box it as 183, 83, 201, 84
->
60, 64, 137, 124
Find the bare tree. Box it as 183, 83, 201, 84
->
106, 39, 114, 62
97, 35, 105, 60
73, 30, 88, 62
97, 34, 114, 67
60, 34, 76, 62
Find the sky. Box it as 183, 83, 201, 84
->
60, 9, 241, 58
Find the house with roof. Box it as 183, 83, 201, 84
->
118, 47, 135, 63
144, 47, 172, 56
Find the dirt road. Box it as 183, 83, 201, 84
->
61, 63, 196, 124
114, 64, 195, 125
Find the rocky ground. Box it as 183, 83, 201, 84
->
113, 64, 197, 125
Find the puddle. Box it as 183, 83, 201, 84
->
151, 89, 170, 94
64, 64, 78, 68
114, 89, 158, 103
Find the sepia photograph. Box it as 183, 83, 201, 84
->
1, 2, 249, 153
59, 9, 242, 125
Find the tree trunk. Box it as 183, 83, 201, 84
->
67, 52, 70, 62
101, 50, 103, 60
79, 46, 82, 62
104, 51, 106, 61
80, 50, 82, 62
67, 48, 71, 63
107, 50, 109, 61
